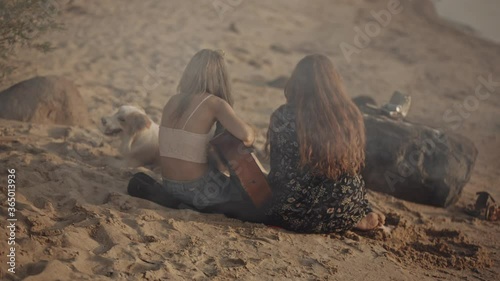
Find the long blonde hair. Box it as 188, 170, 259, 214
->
269, 54, 366, 179
172, 49, 233, 121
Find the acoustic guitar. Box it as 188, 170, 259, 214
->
209, 131, 272, 208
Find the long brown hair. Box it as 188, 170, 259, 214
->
172, 49, 233, 121
269, 54, 366, 179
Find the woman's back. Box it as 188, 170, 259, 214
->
160, 92, 255, 181
160, 93, 217, 181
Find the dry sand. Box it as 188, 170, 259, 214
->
0, 0, 499, 280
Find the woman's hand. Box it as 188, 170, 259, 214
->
242, 125, 256, 147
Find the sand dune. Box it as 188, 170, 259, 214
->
1, 0, 499, 280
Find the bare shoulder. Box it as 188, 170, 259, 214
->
206, 95, 229, 111
207, 94, 224, 103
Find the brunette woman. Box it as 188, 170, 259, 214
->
265, 54, 385, 233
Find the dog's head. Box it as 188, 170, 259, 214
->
101, 105, 152, 137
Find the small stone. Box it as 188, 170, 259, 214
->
267, 76, 289, 89
229, 22, 239, 33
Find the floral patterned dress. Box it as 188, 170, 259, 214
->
264, 104, 372, 233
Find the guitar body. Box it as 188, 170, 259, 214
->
210, 131, 272, 208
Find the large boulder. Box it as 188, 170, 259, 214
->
0, 76, 90, 126
361, 112, 477, 207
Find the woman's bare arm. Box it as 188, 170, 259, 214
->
211, 97, 255, 146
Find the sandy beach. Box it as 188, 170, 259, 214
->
0, 0, 499, 280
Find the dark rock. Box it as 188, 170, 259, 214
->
352, 95, 377, 107
270, 44, 291, 54
267, 76, 289, 89
0, 76, 90, 126
248, 59, 262, 69
229, 22, 239, 33
361, 113, 477, 207
66, 4, 88, 15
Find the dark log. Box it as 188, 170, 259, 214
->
361, 112, 478, 207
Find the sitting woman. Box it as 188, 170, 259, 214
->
132, 49, 257, 218
264, 54, 385, 233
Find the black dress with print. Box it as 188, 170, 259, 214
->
265, 104, 372, 234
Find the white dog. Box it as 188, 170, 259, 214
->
101, 105, 159, 166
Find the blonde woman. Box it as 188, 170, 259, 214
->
129, 49, 258, 218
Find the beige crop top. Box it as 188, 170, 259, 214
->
159, 95, 216, 163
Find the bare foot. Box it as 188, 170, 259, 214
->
354, 212, 385, 231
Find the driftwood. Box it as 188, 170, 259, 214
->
356, 100, 478, 207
